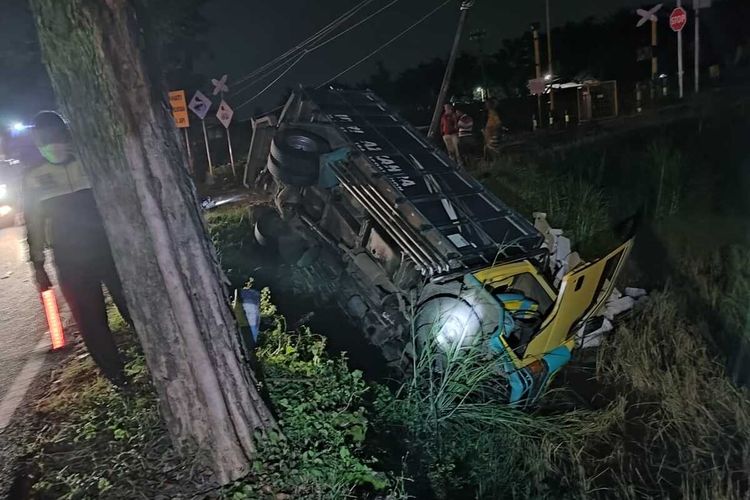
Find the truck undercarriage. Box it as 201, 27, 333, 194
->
245, 87, 632, 404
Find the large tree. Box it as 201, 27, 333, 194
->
28, 0, 273, 483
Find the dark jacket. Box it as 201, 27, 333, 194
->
22, 158, 110, 267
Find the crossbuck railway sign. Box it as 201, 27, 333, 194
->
211, 74, 229, 96
636, 3, 662, 27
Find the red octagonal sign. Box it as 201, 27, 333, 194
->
670, 7, 687, 32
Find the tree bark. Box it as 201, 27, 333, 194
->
28, 0, 273, 483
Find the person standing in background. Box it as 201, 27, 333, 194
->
440, 103, 462, 167
456, 107, 475, 165
483, 99, 502, 159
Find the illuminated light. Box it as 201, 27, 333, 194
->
42, 289, 66, 350
544, 74, 552, 81
0, 184, 7, 199
11, 122, 29, 132
0, 205, 12, 217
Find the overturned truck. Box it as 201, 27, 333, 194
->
246, 87, 632, 405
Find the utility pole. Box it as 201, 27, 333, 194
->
651, 17, 658, 80
545, 0, 554, 122
531, 23, 543, 127
427, 0, 475, 140
694, 0, 701, 93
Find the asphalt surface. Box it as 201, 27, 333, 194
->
0, 225, 46, 404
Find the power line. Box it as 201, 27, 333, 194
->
232, 0, 401, 99
307, 0, 401, 52
235, 53, 306, 110
232, 0, 376, 91
317, 0, 452, 89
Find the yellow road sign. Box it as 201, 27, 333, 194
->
168, 90, 190, 128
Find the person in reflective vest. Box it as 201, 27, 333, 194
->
456, 107, 475, 165
22, 111, 130, 385
483, 99, 503, 159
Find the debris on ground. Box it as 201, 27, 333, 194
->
534, 212, 648, 349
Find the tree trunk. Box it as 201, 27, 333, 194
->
28, 0, 274, 483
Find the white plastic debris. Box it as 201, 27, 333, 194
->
601, 295, 636, 321
576, 317, 614, 349
534, 209, 648, 347
624, 287, 647, 298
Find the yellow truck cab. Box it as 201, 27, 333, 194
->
249, 87, 633, 404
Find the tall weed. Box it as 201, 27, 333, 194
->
476, 157, 610, 248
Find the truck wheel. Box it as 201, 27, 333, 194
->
254, 208, 285, 248
270, 128, 329, 164
267, 154, 318, 187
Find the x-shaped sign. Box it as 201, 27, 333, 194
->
211, 74, 229, 95
636, 3, 663, 27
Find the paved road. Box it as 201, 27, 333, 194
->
0, 226, 46, 405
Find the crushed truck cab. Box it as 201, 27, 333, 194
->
249, 87, 633, 405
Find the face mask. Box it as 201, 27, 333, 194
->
39, 143, 73, 165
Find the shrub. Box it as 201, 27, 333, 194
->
226, 289, 394, 499
205, 206, 256, 286
29, 290, 402, 499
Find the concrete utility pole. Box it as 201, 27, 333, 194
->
545, 0, 555, 121
427, 0, 475, 140
694, 0, 701, 93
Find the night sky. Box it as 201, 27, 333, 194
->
200, 0, 644, 116
1, 0, 648, 122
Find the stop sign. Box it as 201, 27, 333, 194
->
670, 7, 687, 32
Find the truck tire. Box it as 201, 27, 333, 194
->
266, 155, 318, 187
254, 208, 285, 248
270, 128, 330, 165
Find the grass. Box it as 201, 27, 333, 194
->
472, 156, 611, 253
379, 130, 750, 498
205, 205, 257, 287
25, 313, 205, 499
375, 289, 750, 499
25, 291, 404, 499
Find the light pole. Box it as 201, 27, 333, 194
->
545, 0, 554, 122
427, 0, 475, 140
531, 23, 542, 127
469, 29, 489, 98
